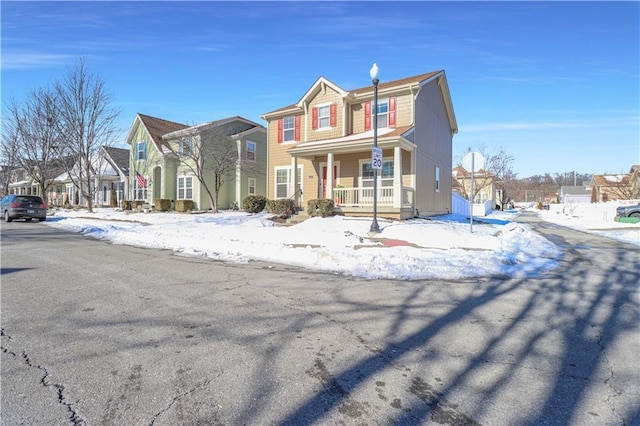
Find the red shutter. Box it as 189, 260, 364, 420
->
294, 116, 300, 141
364, 101, 371, 131
312, 107, 318, 130
388, 96, 396, 127
330, 103, 337, 127
277, 118, 283, 144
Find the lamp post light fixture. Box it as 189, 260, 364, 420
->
369, 63, 380, 234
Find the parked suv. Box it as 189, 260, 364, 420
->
615, 203, 640, 219
0, 194, 47, 222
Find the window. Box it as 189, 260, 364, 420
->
275, 168, 289, 198
283, 116, 295, 142
136, 141, 146, 160
361, 160, 393, 187
246, 141, 256, 162
248, 177, 256, 195
179, 137, 193, 157
274, 166, 302, 199
133, 178, 147, 200
178, 176, 193, 200
318, 105, 330, 129
435, 167, 440, 192
375, 99, 388, 129
103, 184, 108, 203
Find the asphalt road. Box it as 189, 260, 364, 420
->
1, 213, 639, 426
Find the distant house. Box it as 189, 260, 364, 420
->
590, 174, 632, 202
126, 113, 267, 210
628, 165, 640, 199
452, 166, 497, 207
261, 69, 457, 219
559, 185, 591, 204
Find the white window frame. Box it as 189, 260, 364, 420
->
136, 141, 146, 161
435, 166, 440, 192
246, 141, 256, 162
248, 177, 256, 195
375, 98, 388, 129
177, 175, 193, 200
133, 178, 147, 201
359, 158, 393, 187
274, 166, 303, 199
283, 116, 295, 142
179, 137, 193, 157
317, 103, 330, 129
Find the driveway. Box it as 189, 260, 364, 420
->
1, 214, 639, 425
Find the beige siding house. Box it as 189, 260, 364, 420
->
261, 70, 457, 219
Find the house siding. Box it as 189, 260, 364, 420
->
307, 87, 343, 142
413, 78, 452, 215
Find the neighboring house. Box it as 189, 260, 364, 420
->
559, 185, 591, 204
590, 173, 632, 202
260, 69, 457, 219
452, 166, 497, 207
127, 113, 267, 210
100, 146, 130, 207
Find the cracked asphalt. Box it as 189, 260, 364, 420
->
1, 212, 639, 425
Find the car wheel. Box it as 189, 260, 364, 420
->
631, 212, 640, 218
4, 211, 12, 222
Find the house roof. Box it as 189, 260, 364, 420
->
102, 146, 130, 176
452, 165, 495, 178
591, 174, 630, 187
559, 185, 591, 196
261, 69, 457, 134
133, 113, 189, 154
162, 115, 266, 140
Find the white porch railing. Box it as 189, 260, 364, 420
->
333, 186, 414, 208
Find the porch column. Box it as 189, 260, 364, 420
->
326, 152, 334, 200
235, 140, 242, 206
393, 146, 402, 208
290, 156, 299, 206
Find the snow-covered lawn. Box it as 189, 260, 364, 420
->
41, 201, 637, 280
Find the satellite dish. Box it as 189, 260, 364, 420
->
462, 152, 485, 172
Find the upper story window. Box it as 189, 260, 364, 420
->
179, 137, 193, 157
136, 141, 146, 161
312, 103, 337, 130
278, 116, 300, 143
364, 97, 396, 131
246, 141, 256, 161
283, 116, 295, 142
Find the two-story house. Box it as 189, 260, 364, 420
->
452, 166, 497, 206
127, 113, 267, 210
261, 69, 457, 219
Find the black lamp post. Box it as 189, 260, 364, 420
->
369, 63, 380, 234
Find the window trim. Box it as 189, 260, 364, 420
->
248, 177, 256, 195
317, 103, 331, 130
136, 141, 147, 161
177, 175, 194, 200
282, 116, 295, 143
246, 141, 256, 162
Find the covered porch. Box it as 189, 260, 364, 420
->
287, 128, 417, 220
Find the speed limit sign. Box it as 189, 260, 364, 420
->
371, 147, 382, 170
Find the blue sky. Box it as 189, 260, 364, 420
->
2, 1, 638, 178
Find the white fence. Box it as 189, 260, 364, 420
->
452, 192, 492, 217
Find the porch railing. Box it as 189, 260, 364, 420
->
333, 186, 414, 208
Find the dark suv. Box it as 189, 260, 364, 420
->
0, 194, 48, 222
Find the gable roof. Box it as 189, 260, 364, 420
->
102, 146, 130, 176
591, 174, 630, 187
163, 116, 266, 140
261, 69, 457, 134
452, 166, 495, 178
128, 113, 189, 154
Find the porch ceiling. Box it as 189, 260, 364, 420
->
287, 127, 416, 157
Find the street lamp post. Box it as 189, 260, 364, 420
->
369, 63, 380, 234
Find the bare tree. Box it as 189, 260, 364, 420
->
170, 121, 259, 213
2, 90, 64, 201
454, 146, 515, 207
0, 105, 22, 197
54, 58, 121, 212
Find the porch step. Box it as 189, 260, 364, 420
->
285, 208, 310, 225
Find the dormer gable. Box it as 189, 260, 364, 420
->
296, 76, 349, 108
